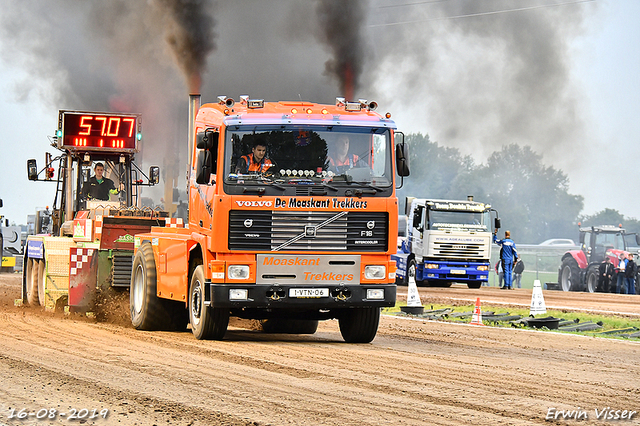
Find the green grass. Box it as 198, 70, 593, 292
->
382, 302, 640, 339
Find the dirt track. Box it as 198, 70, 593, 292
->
1, 273, 639, 425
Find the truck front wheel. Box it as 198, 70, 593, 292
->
408, 258, 423, 286
25, 258, 40, 306
338, 307, 380, 343
189, 265, 229, 340
130, 242, 170, 330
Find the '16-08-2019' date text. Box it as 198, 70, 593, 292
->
7, 408, 109, 421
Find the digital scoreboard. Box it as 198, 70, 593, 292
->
57, 111, 141, 152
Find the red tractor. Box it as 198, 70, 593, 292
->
558, 225, 640, 293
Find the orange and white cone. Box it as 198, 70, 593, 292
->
469, 297, 485, 326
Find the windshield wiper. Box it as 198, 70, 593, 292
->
242, 180, 286, 193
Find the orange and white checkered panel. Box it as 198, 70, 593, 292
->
165, 218, 184, 228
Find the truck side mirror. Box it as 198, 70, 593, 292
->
27, 159, 38, 181
494, 217, 501, 229
395, 143, 410, 177
0, 199, 3, 208
196, 130, 219, 151
636, 234, 640, 246
195, 150, 212, 184
149, 166, 160, 185
4, 219, 7, 227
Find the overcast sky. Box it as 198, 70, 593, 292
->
0, 0, 637, 230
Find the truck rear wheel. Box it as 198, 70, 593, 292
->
25, 258, 40, 306
130, 242, 170, 330
338, 307, 380, 343
559, 257, 580, 292
189, 265, 229, 340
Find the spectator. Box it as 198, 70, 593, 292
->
616, 253, 627, 294
494, 260, 504, 288
513, 259, 524, 289
598, 257, 614, 293
625, 252, 636, 295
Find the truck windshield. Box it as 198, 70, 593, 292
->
223, 125, 392, 187
427, 210, 491, 232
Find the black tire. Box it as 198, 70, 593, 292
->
37, 259, 46, 304
189, 265, 229, 340
338, 307, 381, 343
467, 281, 482, 289
261, 318, 319, 334
25, 258, 40, 306
407, 258, 423, 286
559, 257, 581, 292
585, 266, 599, 293
130, 242, 171, 330
395, 263, 408, 286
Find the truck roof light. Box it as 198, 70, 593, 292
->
385, 112, 391, 119
345, 102, 361, 111
321, 108, 329, 114
247, 99, 264, 109
291, 108, 298, 114
136, 133, 142, 141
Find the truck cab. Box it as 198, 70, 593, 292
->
394, 197, 499, 288
22, 110, 165, 311
129, 95, 410, 343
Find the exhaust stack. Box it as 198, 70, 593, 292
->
188, 93, 201, 169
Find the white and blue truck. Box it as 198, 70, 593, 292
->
393, 197, 500, 288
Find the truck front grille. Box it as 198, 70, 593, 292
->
432, 242, 485, 259
229, 210, 388, 252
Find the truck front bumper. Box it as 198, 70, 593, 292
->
205, 283, 396, 309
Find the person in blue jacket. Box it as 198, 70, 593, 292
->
494, 229, 518, 289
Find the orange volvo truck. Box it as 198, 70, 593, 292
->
130, 95, 410, 342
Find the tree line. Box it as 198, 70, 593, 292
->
398, 133, 640, 244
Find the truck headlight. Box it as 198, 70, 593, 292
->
477, 265, 489, 271
367, 289, 385, 300
364, 265, 386, 279
228, 265, 250, 280
425, 264, 439, 269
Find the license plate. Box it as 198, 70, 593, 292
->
289, 288, 329, 298
450, 269, 466, 274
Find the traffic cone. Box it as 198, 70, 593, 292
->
530, 280, 547, 316
400, 271, 424, 315
469, 297, 485, 326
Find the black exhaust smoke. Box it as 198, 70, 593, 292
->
316, 0, 368, 100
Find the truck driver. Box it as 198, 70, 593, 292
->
81, 162, 119, 201
235, 139, 274, 175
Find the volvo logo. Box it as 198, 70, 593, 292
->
366, 220, 375, 230
244, 219, 253, 228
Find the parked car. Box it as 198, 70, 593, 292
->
539, 238, 577, 246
